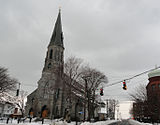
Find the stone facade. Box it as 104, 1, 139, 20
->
25, 10, 84, 120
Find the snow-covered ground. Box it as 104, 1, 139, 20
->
128, 119, 152, 125
0, 119, 116, 125
0, 119, 159, 125
80, 120, 117, 125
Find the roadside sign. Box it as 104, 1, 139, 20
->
79, 111, 84, 114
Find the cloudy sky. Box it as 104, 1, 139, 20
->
1, 0, 160, 102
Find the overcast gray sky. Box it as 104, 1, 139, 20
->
1, 0, 160, 101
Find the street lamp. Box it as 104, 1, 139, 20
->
116, 105, 119, 120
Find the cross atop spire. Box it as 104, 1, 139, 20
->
49, 9, 63, 47
59, 6, 61, 12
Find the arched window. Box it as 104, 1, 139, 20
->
61, 32, 63, 41
60, 52, 63, 62
48, 63, 51, 69
55, 88, 60, 99
55, 106, 59, 116
54, 50, 57, 61
57, 51, 60, 61
152, 84, 156, 91
49, 49, 53, 59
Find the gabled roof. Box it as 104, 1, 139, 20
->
0, 92, 19, 105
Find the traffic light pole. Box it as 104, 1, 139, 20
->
16, 83, 21, 96
84, 78, 87, 121
88, 89, 90, 121
106, 99, 109, 119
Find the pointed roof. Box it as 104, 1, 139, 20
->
49, 9, 63, 47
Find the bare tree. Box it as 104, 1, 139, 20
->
129, 84, 150, 122
0, 66, 18, 93
108, 99, 119, 119
63, 57, 108, 121
129, 84, 147, 103
63, 56, 84, 121
81, 66, 108, 120
64, 56, 83, 83
81, 66, 108, 89
16, 90, 28, 117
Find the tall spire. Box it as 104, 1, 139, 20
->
49, 9, 63, 47
43, 9, 64, 73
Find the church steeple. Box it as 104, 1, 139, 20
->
43, 9, 64, 73
49, 9, 63, 47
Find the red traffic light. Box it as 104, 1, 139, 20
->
100, 88, 104, 96
122, 81, 127, 90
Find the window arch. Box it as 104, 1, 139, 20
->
54, 50, 57, 61
48, 63, 51, 69
49, 49, 53, 59
151, 84, 156, 91
57, 51, 60, 61
60, 52, 63, 62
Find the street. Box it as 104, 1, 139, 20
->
108, 120, 135, 125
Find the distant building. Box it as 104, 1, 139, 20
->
146, 69, 160, 122
132, 69, 160, 122
98, 107, 106, 121
132, 101, 149, 122
0, 93, 21, 118
0, 102, 15, 117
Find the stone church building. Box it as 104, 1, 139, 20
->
25, 10, 85, 120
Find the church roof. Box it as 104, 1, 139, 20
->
148, 69, 160, 78
49, 9, 63, 47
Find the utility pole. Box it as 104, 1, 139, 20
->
88, 89, 90, 121
117, 106, 119, 120
75, 99, 79, 125
84, 78, 87, 121
106, 99, 109, 119
113, 100, 116, 120
82, 75, 92, 121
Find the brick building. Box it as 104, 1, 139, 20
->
132, 101, 149, 122
146, 69, 160, 122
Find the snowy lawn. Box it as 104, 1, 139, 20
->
80, 120, 117, 125
0, 119, 117, 125
0, 119, 159, 125
129, 119, 153, 125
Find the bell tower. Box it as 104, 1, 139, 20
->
43, 9, 64, 75
26, 9, 65, 118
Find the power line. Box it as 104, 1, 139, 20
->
106, 66, 160, 88
22, 84, 37, 87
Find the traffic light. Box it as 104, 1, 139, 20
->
16, 83, 21, 96
122, 81, 127, 90
16, 89, 19, 96
100, 88, 104, 96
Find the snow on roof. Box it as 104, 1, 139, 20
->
0, 92, 20, 105
98, 107, 107, 114
148, 69, 160, 78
